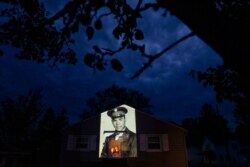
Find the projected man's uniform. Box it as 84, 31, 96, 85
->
101, 107, 137, 158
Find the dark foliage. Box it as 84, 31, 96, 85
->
1, 0, 249, 77
182, 103, 230, 147
0, 90, 69, 167
234, 100, 250, 145
0, 90, 43, 151
191, 66, 250, 145
81, 85, 152, 119
0, 0, 249, 86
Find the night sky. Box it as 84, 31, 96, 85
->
0, 0, 235, 127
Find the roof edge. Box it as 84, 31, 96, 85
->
136, 109, 187, 133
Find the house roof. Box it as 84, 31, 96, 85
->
135, 109, 187, 133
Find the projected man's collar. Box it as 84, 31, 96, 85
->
115, 132, 123, 140
114, 127, 126, 140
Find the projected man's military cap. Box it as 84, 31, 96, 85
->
107, 107, 128, 118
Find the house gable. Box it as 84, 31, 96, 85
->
60, 104, 188, 167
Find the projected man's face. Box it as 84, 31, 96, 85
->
112, 116, 126, 131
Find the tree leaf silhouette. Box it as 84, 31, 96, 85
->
84, 53, 96, 67
134, 29, 144, 40
86, 26, 94, 40
71, 21, 79, 33
79, 14, 91, 26
94, 19, 102, 30
96, 62, 105, 71
111, 58, 123, 72
112, 26, 123, 39
93, 45, 101, 53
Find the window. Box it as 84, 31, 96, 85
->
67, 135, 97, 151
76, 136, 89, 150
139, 134, 169, 152
147, 136, 161, 150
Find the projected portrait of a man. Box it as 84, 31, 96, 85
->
100, 106, 137, 158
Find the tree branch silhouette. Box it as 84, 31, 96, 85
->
1, 0, 249, 84
131, 31, 195, 79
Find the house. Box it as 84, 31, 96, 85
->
0, 152, 31, 167
188, 137, 248, 167
59, 104, 188, 167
